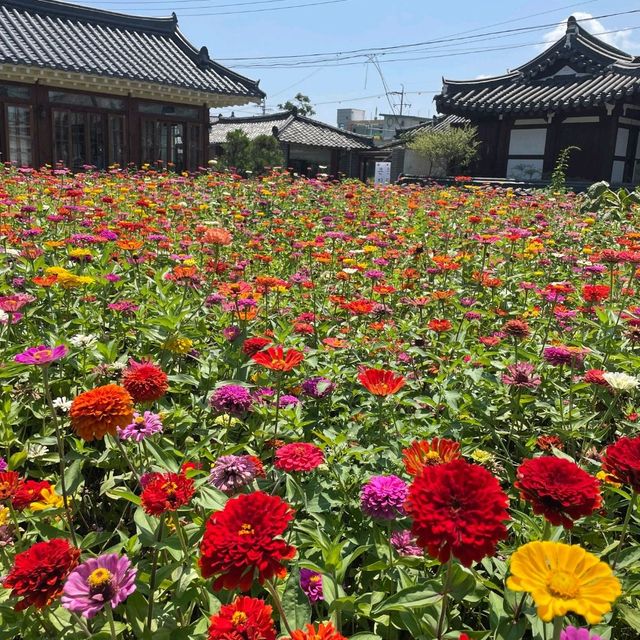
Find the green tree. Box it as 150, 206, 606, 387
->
407, 125, 479, 176
221, 129, 252, 173
250, 134, 284, 173
220, 130, 283, 175
277, 93, 316, 116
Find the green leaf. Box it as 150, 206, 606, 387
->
371, 582, 440, 615
281, 566, 312, 630
619, 604, 640, 630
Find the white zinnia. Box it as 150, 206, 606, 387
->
603, 372, 640, 391
52, 396, 72, 412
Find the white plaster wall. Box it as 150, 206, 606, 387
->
506, 158, 544, 180
508, 128, 547, 156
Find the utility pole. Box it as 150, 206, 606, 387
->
389, 85, 409, 116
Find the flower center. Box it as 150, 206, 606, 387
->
238, 523, 255, 536
547, 571, 579, 599
310, 575, 321, 583
231, 611, 248, 626
163, 481, 178, 496
271, 358, 287, 368
135, 416, 145, 424
88, 568, 112, 588
424, 451, 442, 464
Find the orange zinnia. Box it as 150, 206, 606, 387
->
70, 385, 134, 441
358, 368, 405, 396
402, 438, 461, 476
285, 622, 347, 640
202, 228, 233, 246
251, 346, 304, 372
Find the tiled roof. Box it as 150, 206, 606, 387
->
0, 0, 264, 102
398, 114, 470, 137
436, 16, 640, 115
210, 111, 374, 149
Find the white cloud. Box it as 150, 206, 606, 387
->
537, 12, 640, 54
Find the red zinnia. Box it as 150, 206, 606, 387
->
428, 319, 452, 333
122, 359, 168, 403
275, 443, 324, 472
582, 284, 610, 304
402, 438, 461, 476
584, 368, 608, 386
0, 471, 21, 501
199, 491, 296, 591
3, 538, 80, 610
252, 346, 304, 372
405, 459, 509, 566
515, 457, 601, 528
358, 368, 405, 396
141, 472, 196, 516
242, 337, 271, 357
503, 319, 530, 339
12, 480, 51, 510
208, 596, 276, 640
602, 436, 640, 492
285, 622, 347, 640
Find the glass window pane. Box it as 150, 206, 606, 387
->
53, 110, 70, 168
108, 115, 125, 167
48, 91, 124, 110
1, 85, 30, 100
70, 112, 86, 171
88, 113, 105, 169
6, 105, 32, 167
138, 102, 199, 119
188, 124, 201, 170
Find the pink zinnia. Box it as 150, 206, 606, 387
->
61, 553, 137, 618
274, 443, 324, 472
14, 345, 68, 366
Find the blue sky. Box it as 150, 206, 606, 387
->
78, 0, 640, 125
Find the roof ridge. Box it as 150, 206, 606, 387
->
294, 112, 374, 141
1, 0, 178, 33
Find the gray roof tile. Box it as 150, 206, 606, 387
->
0, 0, 264, 101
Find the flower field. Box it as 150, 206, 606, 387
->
1, 168, 640, 640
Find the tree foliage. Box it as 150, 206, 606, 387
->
407, 125, 480, 176
277, 93, 316, 116
221, 130, 283, 175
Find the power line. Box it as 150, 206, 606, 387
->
216, 7, 635, 61
114, 0, 348, 14
230, 23, 640, 69
80, 0, 294, 5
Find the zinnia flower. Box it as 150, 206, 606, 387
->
390, 530, 422, 557
251, 346, 304, 372
210, 384, 253, 416
3, 538, 80, 610
402, 438, 461, 476
543, 346, 586, 368
61, 553, 137, 618
242, 337, 271, 357
602, 436, 640, 491
301, 376, 335, 399
300, 568, 324, 603
0, 457, 6, 472
360, 475, 407, 520
14, 344, 68, 366
141, 472, 195, 515
209, 455, 259, 494
199, 491, 295, 591
118, 411, 163, 442
561, 627, 603, 640
358, 368, 405, 396
274, 443, 324, 473
507, 541, 621, 624
602, 371, 639, 391
0, 471, 21, 501
515, 457, 601, 528
503, 319, 530, 339
207, 596, 276, 640
405, 459, 509, 566
121, 359, 168, 402
284, 622, 347, 640
501, 362, 542, 389
70, 385, 134, 441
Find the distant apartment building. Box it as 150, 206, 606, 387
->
337, 108, 426, 141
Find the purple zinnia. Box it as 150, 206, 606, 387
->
301, 376, 335, 399
360, 475, 408, 520
222, 325, 241, 342
543, 346, 586, 368
560, 627, 603, 640
61, 553, 137, 618
14, 344, 68, 366
279, 394, 301, 408
118, 411, 163, 442
300, 568, 324, 603
208, 455, 258, 494
0, 457, 6, 472
501, 362, 542, 389
390, 530, 422, 557
209, 384, 253, 416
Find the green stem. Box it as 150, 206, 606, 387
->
42, 367, 78, 547
435, 560, 453, 640
552, 616, 564, 640
612, 489, 636, 570
265, 579, 294, 636
105, 603, 117, 640
145, 519, 164, 633
172, 511, 190, 560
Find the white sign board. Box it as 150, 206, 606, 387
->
374, 162, 391, 185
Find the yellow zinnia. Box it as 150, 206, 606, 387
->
30, 487, 65, 512
0, 506, 9, 526
507, 541, 621, 624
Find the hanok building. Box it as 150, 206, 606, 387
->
435, 17, 640, 185
209, 110, 373, 177
0, 0, 263, 171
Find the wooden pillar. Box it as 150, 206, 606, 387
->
601, 105, 621, 182
33, 82, 51, 168
202, 102, 209, 167
127, 94, 139, 167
